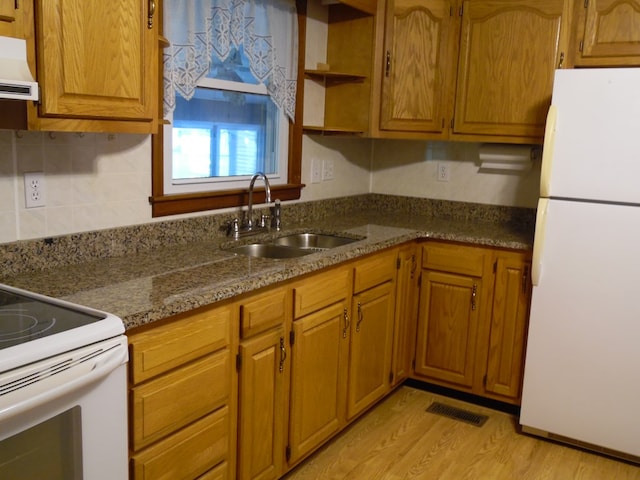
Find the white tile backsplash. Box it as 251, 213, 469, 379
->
0, 128, 539, 244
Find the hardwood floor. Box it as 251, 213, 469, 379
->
283, 386, 640, 480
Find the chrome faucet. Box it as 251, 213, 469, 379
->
245, 172, 272, 229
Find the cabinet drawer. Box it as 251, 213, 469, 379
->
131, 350, 230, 450
240, 286, 288, 338
293, 267, 351, 319
131, 406, 230, 480
197, 462, 228, 480
353, 249, 396, 293
422, 243, 486, 277
129, 305, 232, 384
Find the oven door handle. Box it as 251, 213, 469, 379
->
0, 337, 128, 423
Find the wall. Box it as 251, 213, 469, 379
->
0, 130, 152, 243
0, 127, 539, 244
370, 140, 540, 209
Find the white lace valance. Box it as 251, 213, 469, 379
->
163, 0, 298, 121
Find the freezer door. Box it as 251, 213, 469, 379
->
546, 68, 640, 204
520, 199, 640, 457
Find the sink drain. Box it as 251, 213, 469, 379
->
426, 402, 488, 427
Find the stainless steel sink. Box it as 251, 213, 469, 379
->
272, 233, 359, 249
227, 243, 315, 259
226, 232, 363, 259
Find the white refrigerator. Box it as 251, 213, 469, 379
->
520, 68, 640, 461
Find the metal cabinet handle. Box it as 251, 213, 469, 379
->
558, 51, 565, 69
522, 265, 529, 294
279, 336, 286, 373
410, 254, 417, 279
343, 308, 350, 338
385, 51, 391, 77
471, 284, 477, 310
356, 302, 363, 332
148, 0, 156, 29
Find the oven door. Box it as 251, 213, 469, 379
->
0, 336, 128, 480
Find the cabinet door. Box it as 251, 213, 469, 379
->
238, 328, 287, 480
391, 244, 418, 386
484, 252, 531, 400
0, 0, 24, 38
453, 0, 569, 141
380, 0, 457, 134
572, 0, 640, 66
414, 270, 481, 387
35, 0, 157, 120
348, 281, 396, 419
288, 302, 349, 465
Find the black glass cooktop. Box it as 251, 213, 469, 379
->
0, 287, 105, 350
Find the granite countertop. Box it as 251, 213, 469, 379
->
1, 208, 533, 331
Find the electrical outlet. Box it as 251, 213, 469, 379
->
437, 162, 450, 182
311, 158, 322, 183
322, 159, 334, 181
24, 172, 45, 208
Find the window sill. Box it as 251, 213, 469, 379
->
149, 183, 304, 217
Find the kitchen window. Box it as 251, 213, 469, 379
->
150, 0, 304, 217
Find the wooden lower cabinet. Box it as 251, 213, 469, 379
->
348, 280, 395, 419
127, 303, 237, 480
288, 301, 349, 464
391, 243, 419, 386
482, 250, 532, 400
412, 241, 532, 405
415, 269, 484, 388
126, 242, 531, 479
237, 285, 291, 480
237, 327, 288, 480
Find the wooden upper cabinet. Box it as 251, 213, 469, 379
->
0, 0, 24, 38
571, 0, 640, 66
453, 0, 570, 143
32, 0, 157, 127
378, 0, 458, 135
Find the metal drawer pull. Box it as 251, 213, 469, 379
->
471, 284, 477, 310
279, 336, 286, 373
343, 308, 350, 338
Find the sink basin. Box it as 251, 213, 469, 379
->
272, 233, 360, 249
228, 243, 315, 259
226, 232, 363, 259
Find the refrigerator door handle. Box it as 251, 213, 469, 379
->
531, 198, 549, 286
540, 105, 557, 198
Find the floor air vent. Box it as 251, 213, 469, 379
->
426, 402, 489, 427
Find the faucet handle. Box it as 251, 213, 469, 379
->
258, 214, 270, 228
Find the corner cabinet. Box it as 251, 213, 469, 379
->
569, 0, 640, 67
412, 241, 532, 405
451, 0, 571, 142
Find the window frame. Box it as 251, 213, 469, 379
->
149, 0, 306, 217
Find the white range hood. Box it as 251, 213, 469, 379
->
0, 36, 39, 101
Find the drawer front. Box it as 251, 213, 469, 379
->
422, 243, 486, 277
132, 350, 230, 450
240, 286, 288, 339
131, 407, 229, 480
353, 249, 397, 293
293, 267, 351, 319
129, 305, 232, 384
197, 462, 228, 480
